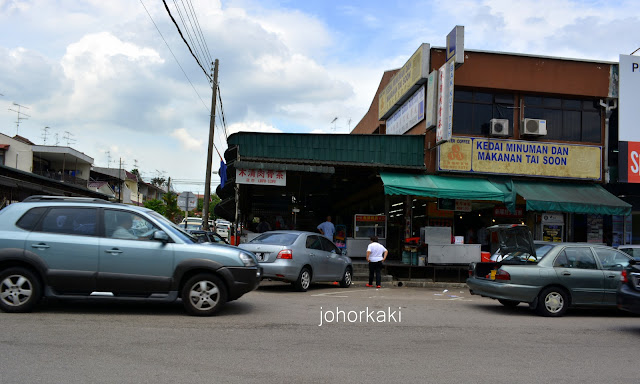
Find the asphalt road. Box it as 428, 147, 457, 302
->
1, 281, 638, 384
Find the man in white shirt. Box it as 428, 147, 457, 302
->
366, 236, 388, 288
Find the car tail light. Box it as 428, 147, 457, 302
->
621, 269, 628, 283
468, 269, 473, 277
277, 250, 292, 259
494, 269, 510, 281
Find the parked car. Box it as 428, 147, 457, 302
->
238, 230, 352, 292
617, 245, 640, 260
0, 195, 261, 316
188, 229, 229, 244
215, 221, 231, 241
490, 240, 553, 262
467, 224, 634, 317
617, 259, 640, 314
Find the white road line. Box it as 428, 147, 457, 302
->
311, 289, 372, 297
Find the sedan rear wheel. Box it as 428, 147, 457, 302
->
293, 267, 311, 292
181, 274, 227, 316
536, 287, 569, 317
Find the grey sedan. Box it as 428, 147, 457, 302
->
238, 231, 352, 291
467, 225, 634, 317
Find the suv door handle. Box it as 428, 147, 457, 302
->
31, 243, 50, 249
105, 248, 123, 255
562, 271, 571, 276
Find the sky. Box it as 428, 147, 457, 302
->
0, 0, 638, 193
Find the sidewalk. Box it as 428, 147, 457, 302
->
350, 260, 468, 289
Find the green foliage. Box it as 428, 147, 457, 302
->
143, 199, 165, 215
151, 177, 166, 187
162, 192, 181, 222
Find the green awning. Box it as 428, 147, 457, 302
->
513, 180, 631, 216
380, 173, 508, 202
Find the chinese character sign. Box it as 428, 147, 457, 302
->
236, 168, 287, 186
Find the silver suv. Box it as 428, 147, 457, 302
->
0, 196, 261, 316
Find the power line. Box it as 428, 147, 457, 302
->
184, 0, 214, 66
162, 0, 211, 83
140, 0, 209, 112
171, 0, 207, 73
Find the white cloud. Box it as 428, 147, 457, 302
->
227, 121, 282, 135
171, 128, 203, 150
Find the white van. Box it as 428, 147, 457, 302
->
215, 222, 231, 241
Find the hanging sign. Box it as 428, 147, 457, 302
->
236, 168, 286, 186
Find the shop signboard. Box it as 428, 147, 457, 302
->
236, 168, 286, 186
446, 26, 465, 66
435, 61, 455, 145
386, 85, 425, 135
619, 54, 640, 142
425, 71, 438, 129
438, 136, 602, 180
494, 207, 524, 218
542, 213, 564, 242
455, 200, 472, 212
619, 141, 640, 183
378, 43, 430, 120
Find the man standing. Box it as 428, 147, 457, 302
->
317, 215, 335, 240
366, 236, 388, 288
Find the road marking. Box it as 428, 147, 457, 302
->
311, 289, 371, 297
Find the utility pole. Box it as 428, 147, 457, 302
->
202, 59, 219, 231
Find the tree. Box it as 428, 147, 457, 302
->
162, 191, 181, 222
144, 199, 165, 215
151, 177, 166, 187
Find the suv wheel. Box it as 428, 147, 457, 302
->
339, 268, 352, 288
182, 274, 227, 316
0, 267, 42, 313
293, 267, 311, 292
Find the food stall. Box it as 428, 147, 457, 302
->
346, 214, 386, 258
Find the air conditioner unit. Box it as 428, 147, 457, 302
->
490, 119, 509, 137
522, 118, 547, 136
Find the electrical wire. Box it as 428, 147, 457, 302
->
171, 0, 205, 71
140, 0, 210, 112
184, 0, 214, 67
162, 0, 212, 83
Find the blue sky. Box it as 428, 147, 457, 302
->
0, 0, 638, 192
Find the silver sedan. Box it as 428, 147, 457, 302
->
238, 230, 352, 291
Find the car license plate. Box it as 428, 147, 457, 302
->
255, 252, 264, 261
490, 270, 497, 280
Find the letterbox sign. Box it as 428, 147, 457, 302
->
378, 43, 431, 120
446, 25, 465, 66
437, 136, 602, 180
236, 168, 286, 186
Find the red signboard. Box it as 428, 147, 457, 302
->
626, 141, 640, 183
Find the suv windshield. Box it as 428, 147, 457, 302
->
250, 232, 298, 245
147, 211, 198, 244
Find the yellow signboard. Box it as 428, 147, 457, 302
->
438, 137, 602, 180
378, 44, 430, 120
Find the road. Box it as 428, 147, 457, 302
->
1, 281, 638, 384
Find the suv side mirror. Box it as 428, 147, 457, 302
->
153, 230, 170, 243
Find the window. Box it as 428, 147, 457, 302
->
305, 235, 323, 251
593, 248, 630, 271
0, 150, 5, 166
453, 90, 515, 136
554, 247, 597, 269
104, 210, 157, 240
523, 96, 601, 142
16, 207, 48, 231
40, 208, 97, 236
320, 237, 340, 253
